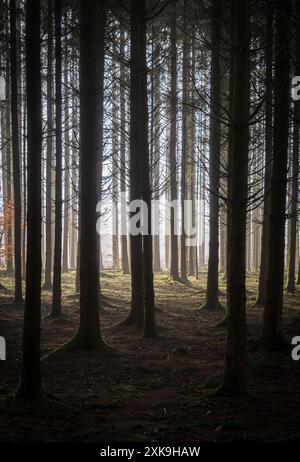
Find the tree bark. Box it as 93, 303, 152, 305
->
152, 26, 161, 273
119, 30, 130, 274
43, 0, 53, 290
169, 1, 179, 281
17, 0, 42, 401
139, 0, 156, 337
51, 0, 62, 317
180, 0, 189, 282
112, 57, 119, 270
256, 0, 273, 304
126, 0, 145, 329
62, 26, 70, 274
220, 0, 250, 395
71, 0, 106, 348
262, 0, 291, 351
10, 0, 23, 302
201, 0, 222, 311
287, 1, 300, 293
4, 56, 14, 275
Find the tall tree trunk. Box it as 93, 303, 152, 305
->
10, 0, 22, 302
112, 58, 119, 270
75, 225, 80, 293
43, 0, 53, 290
180, 0, 189, 282
219, 0, 250, 395
262, 0, 291, 351
95, 7, 105, 299
169, 1, 179, 281
17, 0, 42, 401
256, 0, 273, 305
69, 5, 78, 273
62, 27, 70, 273
22, 88, 27, 278
119, 30, 129, 274
152, 27, 161, 273
76, 0, 105, 347
287, 112, 299, 292
188, 40, 196, 277
287, 2, 300, 293
51, 0, 62, 317
126, 0, 145, 329
4, 57, 14, 275
61, 0, 106, 350
199, 156, 206, 267
201, 0, 222, 311
139, 0, 156, 337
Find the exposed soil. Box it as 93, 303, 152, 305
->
0, 271, 300, 442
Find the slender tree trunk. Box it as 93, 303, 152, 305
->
119, 30, 129, 274
287, 110, 299, 292
256, 0, 273, 305
139, 0, 156, 337
126, 0, 145, 329
69, 88, 77, 273
201, 0, 222, 311
69, 8, 77, 273
112, 59, 119, 270
62, 29, 70, 273
169, 2, 179, 281
219, 0, 249, 395
261, 0, 291, 351
22, 89, 26, 278
94, 8, 105, 299
74, 0, 106, 347
287, 2, 300, 293
152, 27, 161, 273
4, 57, 14, 276
188, 40, 196, 277
51, 0, 62, 317
43, 0, 53, 290
199, 155, 206, 267
180, 0, 189, 282
75, 227, 80, 293
224, 0, 235, 289
10, 0, 22, 302
61, 0, 106, 349
165, 160, 170, 270
17, 0, 42, 401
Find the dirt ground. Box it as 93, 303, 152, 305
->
0, 270, 300, 442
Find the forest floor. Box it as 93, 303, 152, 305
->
0, 270, 300, 442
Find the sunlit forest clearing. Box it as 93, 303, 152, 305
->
1, 270, 300, 441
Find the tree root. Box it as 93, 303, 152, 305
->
42, 333, 115, 360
